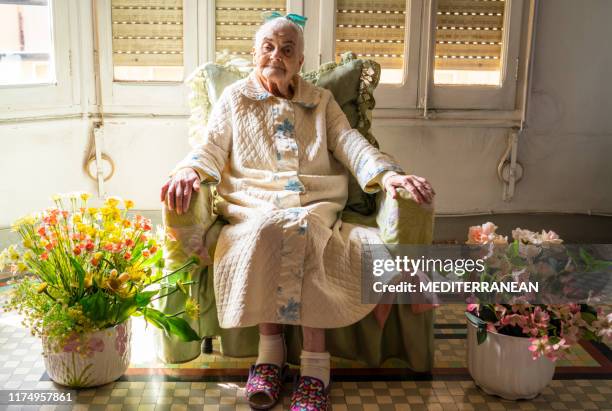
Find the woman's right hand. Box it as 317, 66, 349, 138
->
160, 168, 200, 215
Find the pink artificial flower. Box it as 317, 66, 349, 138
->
528, 335, 550, 360
467, 303, 479, 314
501, 314, 527, 328
539, 230, 563, 246
466, 222, 498, 245
593, 313, 612, 340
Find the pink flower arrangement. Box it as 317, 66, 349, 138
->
465, 223, 612, 361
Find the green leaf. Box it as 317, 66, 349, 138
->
477, 327, 488, 344
579, 248, 594, 265
135, 290, 158, 307
582, 329, 598, 341
130, 242, 146, 262
80, 291, 109, 322
112, 298, 139, 324
581, 311, 597, 325
68, 256, 86, 291
465, 311, 487, 327
140, 249, 163, 268
142, 307, 200, 341
142, 307, 170, 335
165, 316, 201, 342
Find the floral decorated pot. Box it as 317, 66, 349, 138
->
42, 319, 131, 388
467, 320, 555, 400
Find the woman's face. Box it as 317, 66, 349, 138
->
253, 25, 304, 88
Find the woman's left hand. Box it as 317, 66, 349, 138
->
384, 174, 435, 204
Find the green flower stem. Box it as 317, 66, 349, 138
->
151, 259, 197, 284
167, 310, 186, 318
150, 287, 180, 302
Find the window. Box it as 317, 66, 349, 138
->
0, 0, 55, 86
424, 0, 525, 110
317, 0, 529, 111
334, 0, 406, 84
110, 0, 184, 82
433, 0, 505, 86
0, 0, 78, 120
95, 0, 198, 114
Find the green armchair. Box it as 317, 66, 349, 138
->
156, 54, 436, 372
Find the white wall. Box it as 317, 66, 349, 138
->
1, 0, 611, 227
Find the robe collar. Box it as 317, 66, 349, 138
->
241, 71, 321, 108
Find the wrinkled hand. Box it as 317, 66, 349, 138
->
160, 168, 200, 215
384, 174, 435, 204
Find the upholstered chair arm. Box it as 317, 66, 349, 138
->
376, 189, 434, 245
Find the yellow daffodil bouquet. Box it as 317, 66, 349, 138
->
1, 193, 201, 350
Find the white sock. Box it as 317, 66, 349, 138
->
300, 350, 331, 388
256, 333, 286, 367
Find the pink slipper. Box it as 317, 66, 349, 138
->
289, 375, 331, 411
245, 363, 287, 410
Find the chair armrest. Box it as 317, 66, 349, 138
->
376, 189, 434, 245
162, 184, 218, 269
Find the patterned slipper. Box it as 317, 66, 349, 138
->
245, 363, 287, 410
289, 375, 331, 411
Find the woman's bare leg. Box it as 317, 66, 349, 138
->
300, 326, 331, 388
259, 322, 283, 335
302, 326, 325, 352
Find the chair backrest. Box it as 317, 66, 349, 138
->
186, 52, 382, 215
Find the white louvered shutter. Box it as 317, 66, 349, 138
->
335, 0, 407, 83
434, 0, 506, 85
111, 0, 184, 81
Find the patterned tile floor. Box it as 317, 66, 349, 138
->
1, 293, 611, 410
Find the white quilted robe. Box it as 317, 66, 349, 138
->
176, 72, 403, 329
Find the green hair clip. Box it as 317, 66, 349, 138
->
262, 11, 307, 28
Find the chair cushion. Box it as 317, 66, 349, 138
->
185, 52, 382, 215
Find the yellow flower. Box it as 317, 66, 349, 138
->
124, 200, 134, 210
36, 282, 48, 294
185, 298, 200, 320
84, 274, 93, 288
87, 207, 99, 216
73, 214, 82, 224
105, 197, 120, 208
80, 192, 92, 202
8, 245, 20, 261
11, 214, 36, 232
128, 267, 144, 282
176, 279, 188, 294
23, 250, 35, 260
16, 262, 27, 272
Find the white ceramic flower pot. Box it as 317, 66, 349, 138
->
43, 318, 131, 388
467, 320, 555, 400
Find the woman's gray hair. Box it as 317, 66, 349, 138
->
254, 17, 305, 56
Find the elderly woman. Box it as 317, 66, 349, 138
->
161, 15, 434, 410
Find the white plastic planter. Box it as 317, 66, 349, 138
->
43, 319, 131, 388
467, 320, 556, 400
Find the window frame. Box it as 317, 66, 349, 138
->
316, 0, 529, 112
317, 0, 422, 109
0, 0, 80, 120
420, 0, 526, 110
94, 0, 199, 116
